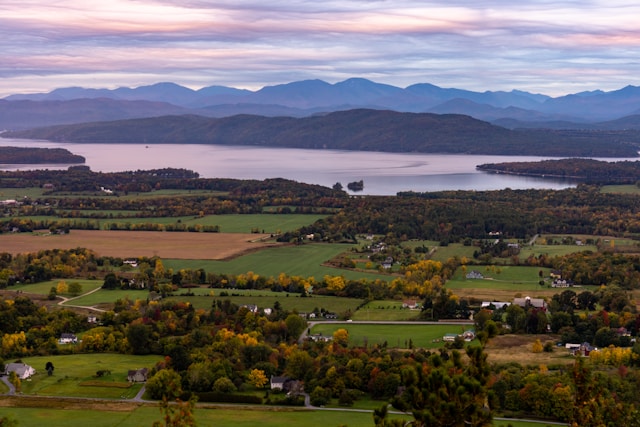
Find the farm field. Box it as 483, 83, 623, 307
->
13, 279, 104, 296
601, 184, 640, 194
162, 243, 387, 280
447, 266, 548, 291
484, 334, 575, 367
0, 229, 280, 259
0, 405, 413, 427
17, 354, 163, 398
351, 301, 422, 321
0, 404, 556, 427
46, 213, 327, 234
310, 323, 472, 349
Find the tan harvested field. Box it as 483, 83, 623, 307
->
1, 230, 282, 260
485, 334, 574, 367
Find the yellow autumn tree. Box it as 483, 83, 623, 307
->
248, 369, 268, 389
333, 328, 350, 347
324, 275, 346, 292
532, 338, 543, 353
56, 280, 68, 295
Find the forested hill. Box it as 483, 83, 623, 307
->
4, 109, 640, 157
477, 158, 640, 184
0, 146, 85, 164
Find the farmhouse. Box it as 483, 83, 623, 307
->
241, 304, 259, 313
466, 270, 484, 279
513, 296, 547, 310
308, 333, 332, 342
58, 333, 78, 344
402, 300, 419, 309
127, 368, 148, 382
4, 362, 36, 379
270, 375, 290, 390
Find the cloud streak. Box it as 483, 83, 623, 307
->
1, 0, 640, 96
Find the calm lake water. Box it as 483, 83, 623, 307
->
0, 137, 634, 195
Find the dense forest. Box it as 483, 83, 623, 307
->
0, 146, 85, 164
477, 158, 640, 184
5, 109, 640, 157
279, 186, 640, 243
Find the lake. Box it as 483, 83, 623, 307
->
0, 137, 631, 195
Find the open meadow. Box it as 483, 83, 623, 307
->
43, 213, 327, 234
310, 323, 473, 349
162, 242, 387, 280
16, 354, 163, 398
0, 404, 559, 427
351, 301, 422, 321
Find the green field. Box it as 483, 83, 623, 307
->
162, 243, 387, 280
55, 287, 364, 315
14, 279, 104, 296
0, 405, 558, 427
447, 266, 548, 291
173, 292, 363, 315
17, 354, 162, 398
351, 301, 422, 321
310, 323, 472, 349
0, 406, 413, 427
601, 184, 640, 194
8, 212, 326, 234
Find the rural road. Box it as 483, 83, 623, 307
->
0, 376, 15, 395
58, 285, 106, 313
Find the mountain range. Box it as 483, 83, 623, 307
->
5, 109, 640, 158
3, 78, 640, 131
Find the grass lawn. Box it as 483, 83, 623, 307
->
94, 213, 327, 234
351, 301, 422, 321
310, 323, 472, 349
171, 291, 363, 315
18, 354, 162, 399
162, 243, 388, 280
447, 266, 548, 292
429, 243, 477, 262
14, 279, 104, 296
0, 405, 559, 427
61, 287, 364, 315
62, 289, 150, 307
0, 405, 415, 427
601, 184, 640, 194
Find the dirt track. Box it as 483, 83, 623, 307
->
0, 230, 281, 260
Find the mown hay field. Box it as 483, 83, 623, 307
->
0, 230, 280, 260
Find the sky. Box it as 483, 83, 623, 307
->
2, 0, 640, 98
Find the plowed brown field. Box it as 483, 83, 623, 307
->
1, 230, 281, 260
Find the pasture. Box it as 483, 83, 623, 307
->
310, 323, 473, 349
170, 288, 363, 314
48, 213, 328, 234
162, 243, 387, 280
351, 301, 422, 321
17, 354, 162, 399
13, 279, 104, 296
0, 405, 414, 427
54, 287, 364, 315
447, 266, 548, 291
0, 405, 552, 427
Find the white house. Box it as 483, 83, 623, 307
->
58, 333, 78, 344
270, 375, 289, 390
5, 362, 36, 379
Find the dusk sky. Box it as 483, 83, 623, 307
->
2, 1, 640, 98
